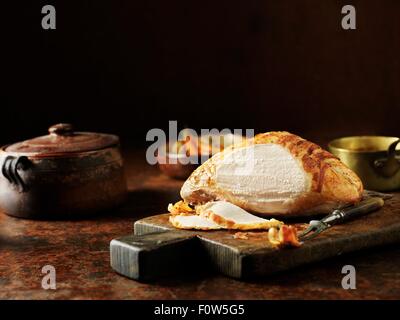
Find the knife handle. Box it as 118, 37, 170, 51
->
321, 197, 384, 226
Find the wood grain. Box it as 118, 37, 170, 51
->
111, 193, 400, 280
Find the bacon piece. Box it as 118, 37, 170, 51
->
268, 225, 301, 247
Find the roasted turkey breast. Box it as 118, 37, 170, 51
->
180, 131, 363, 216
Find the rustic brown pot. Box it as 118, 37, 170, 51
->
0, 123, 127, 219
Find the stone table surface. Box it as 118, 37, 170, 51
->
1, 150, 400, 300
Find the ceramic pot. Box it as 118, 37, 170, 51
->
0, 123, 127, 219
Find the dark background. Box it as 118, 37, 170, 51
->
3, 0, 400, 147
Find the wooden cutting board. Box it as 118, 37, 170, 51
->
110, 193, 400, 281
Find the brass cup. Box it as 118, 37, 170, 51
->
328, 136, 400, 191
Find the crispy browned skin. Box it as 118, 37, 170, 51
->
181, 131, 364, 216
279, 225, 301, 247
167, 200, 195, 215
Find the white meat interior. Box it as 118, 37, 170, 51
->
170, 215, 222, 229
215, 144, 310, 213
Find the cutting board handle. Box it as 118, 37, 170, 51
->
110, 231, 199, 281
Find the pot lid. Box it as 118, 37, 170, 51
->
5, 123, 119, 155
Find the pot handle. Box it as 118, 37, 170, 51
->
1, 156, 31, 192
374, 139, 400, 177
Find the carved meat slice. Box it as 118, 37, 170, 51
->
168, 200, 281, 231
169, 214, 222, 230
181, 131, 363, 216
196, 201, 283, 230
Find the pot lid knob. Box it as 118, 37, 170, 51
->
49, 123, 74, 136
